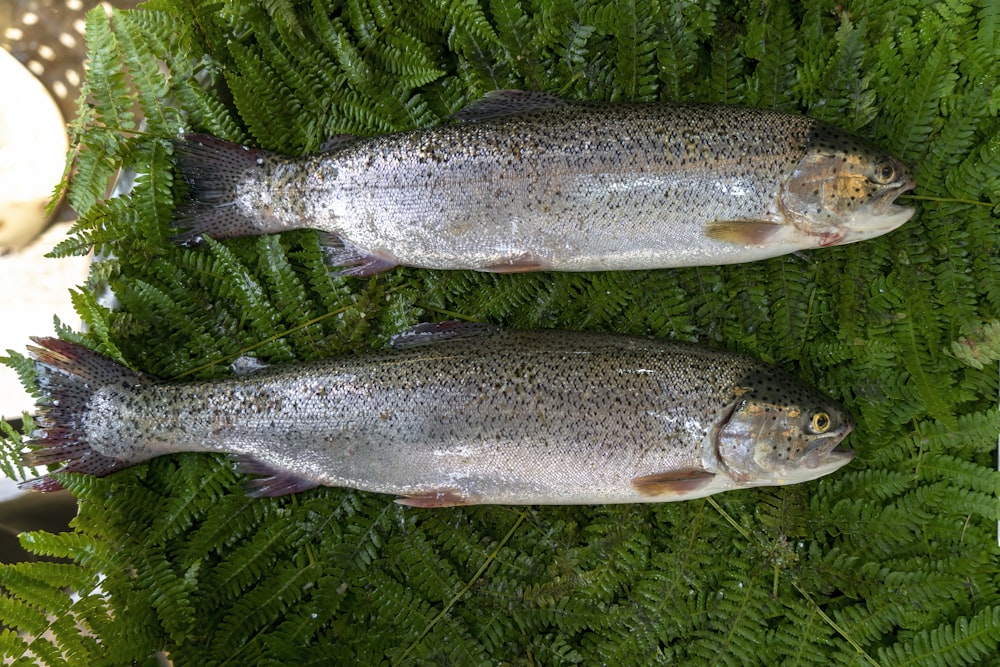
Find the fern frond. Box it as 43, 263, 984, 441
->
708, 34, 745, 104
63, 129, 127, 216
888, 33, 958, 159
877, 606, 1000, 667
209, 555, 318, 660
111, 13, 175, 133
589, 0, 659, 100
743, 0, 798, 109
373, 30, 446, 89
3, 2, 999, 664
950, 319, 1000, 369
263, 0, 305, 40
83, 7, 136, 132
809, 16, 876, 129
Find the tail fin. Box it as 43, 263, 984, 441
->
170, 133, 282, 246
20, 338, 145, 492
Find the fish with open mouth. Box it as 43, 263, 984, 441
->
20, 324, 855, 506
171, 90, 916, 274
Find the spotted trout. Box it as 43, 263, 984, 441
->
171, 90, 914, 275
21, 324, 854, 505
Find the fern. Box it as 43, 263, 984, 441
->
2, 0, 999, 665
743, 0, 798, 110
813, 16, 878, 130
708, 33, 745, 104
878, 606, 1000, 667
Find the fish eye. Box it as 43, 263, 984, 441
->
871, 159, 896, 184
811, 412, 831, 433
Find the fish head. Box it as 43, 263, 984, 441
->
779, 123, 916, 246
715, 367, 855, 487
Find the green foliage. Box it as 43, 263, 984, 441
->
1, 0, 998, 664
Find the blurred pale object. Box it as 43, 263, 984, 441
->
0, 220, 89, 421
0, 47, 68, 251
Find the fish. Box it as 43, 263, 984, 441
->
171, 89, 915, 275
19, 323, 855, 506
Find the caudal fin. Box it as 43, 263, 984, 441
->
20, 338, 145, 492
171, 133, 280, 246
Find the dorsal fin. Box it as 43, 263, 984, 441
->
389, 322, 500, 349
230, 355, 270, 376
452, 89, 567, 122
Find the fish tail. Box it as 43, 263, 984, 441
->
20, 338, 145, 492
170, 133, 283, 246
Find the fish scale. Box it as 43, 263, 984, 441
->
21, 325, 855, 505
172, 91, 915, 274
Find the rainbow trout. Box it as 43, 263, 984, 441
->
21, 324, 854, 505
172, 90, 915, 275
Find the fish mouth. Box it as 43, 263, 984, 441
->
868, 176, 917, 227
803, 440, 855, 471
844, 180, 916, 237
802, 414, 855, 470
828, 446, 855, 464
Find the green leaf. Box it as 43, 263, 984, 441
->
2, 1, 998, 665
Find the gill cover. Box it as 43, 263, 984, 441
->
715, 367, 854, 484
779, 122, 915, 242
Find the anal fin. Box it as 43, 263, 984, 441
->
318, 234, 399, 277
396, 489, 472, 508
234, 456, 321, 497
631, 469, 715, 497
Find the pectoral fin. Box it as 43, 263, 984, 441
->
396, 489, 473, 508
481, 253, 548, 273
631, 469, 716, 497
703, 220, 782, 246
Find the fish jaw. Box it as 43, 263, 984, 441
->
723, 442, 855, 490
834, 175, 917, 243
757, 421, 856, 487
803, 444, 855, 473
836, 205, 915, 244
